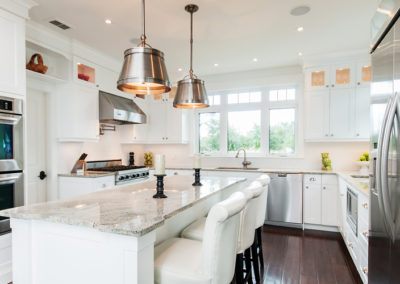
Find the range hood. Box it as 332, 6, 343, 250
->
99, 91, 147, 125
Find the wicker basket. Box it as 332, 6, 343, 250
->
26, 53, 48, 74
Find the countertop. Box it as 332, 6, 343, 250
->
0, 175, 245, 237
337, 172, 370, 197
58, 171, 115, 178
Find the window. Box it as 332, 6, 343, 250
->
199, 112, 220, 153
228, 110, 261, 152
196, 86, 299, 156
269, 108, 295, 154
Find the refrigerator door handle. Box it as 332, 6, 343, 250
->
380, 93, 398, 242
376, 94, 393, 237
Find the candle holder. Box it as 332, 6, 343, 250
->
153, 174, 168, 199
192, 168, 202, 186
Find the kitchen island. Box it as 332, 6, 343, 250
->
0, 175, 245, 284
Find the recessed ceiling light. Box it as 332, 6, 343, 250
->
253, 58, 258, 62
290, 5, 311, 16
214, 63, 219, 67
297, 26, 304, 32
178, 68, 182, 72
105, 19, 112, 24
298, 52, 303, 56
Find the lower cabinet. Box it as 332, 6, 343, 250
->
303, 174, 338, 226
0, 233, 11, 284
58, 175, 115, 199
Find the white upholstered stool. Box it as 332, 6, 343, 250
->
251, 174, 271, 282
181, 180, 264, 284
154, 191, 247, 284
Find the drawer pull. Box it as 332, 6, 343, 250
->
362, 202, 368, 209
101, 184, 106, 188
362, 267, 368, 275
309, 177, 316, 182
363, 231, 368, 237
348, 242, 353, 248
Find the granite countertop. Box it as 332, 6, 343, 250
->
58, 171, 115, 178
337, 172, 370, 197
0, 175, 245, 237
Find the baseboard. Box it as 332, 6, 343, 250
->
304, 223, 339, 232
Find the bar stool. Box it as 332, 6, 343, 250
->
154, 191, 247, 284
181, 181, 264, 284
251, 174, 270, 282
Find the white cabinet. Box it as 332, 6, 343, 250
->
303, 174, 338, 226
304, 183, 322, 224
354, 87, 370, 139
329, 88, 352, 138
305, 90, 330, 139
0, 233, 11, 284
56, 83, 100, 142
0, 9, 25, 96
305, 66, 331, 91
329, 62, 355, 89
356, 61, 372, 88
58, 175, 115, 199
122, 94, 189, 144
119, 96, 149, 143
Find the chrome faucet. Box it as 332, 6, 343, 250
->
235, 148, 252, 168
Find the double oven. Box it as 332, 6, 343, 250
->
0, 96, 23, 235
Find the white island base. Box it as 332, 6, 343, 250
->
5, 176, 246, 284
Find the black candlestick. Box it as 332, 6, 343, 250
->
192, 168, 202, 186
153, 174, 167, 199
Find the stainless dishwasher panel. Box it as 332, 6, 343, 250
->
265, 173, 303, 224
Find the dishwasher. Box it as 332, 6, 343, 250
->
265, 173, 303, 226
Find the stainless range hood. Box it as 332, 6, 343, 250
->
99, 91, 146, 125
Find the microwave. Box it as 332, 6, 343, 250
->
347, 187, 358, 236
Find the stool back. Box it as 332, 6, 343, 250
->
255, 175, 271, 228
237, 181, 264, 253
202, 191, 246, 284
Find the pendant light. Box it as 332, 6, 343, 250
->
173, 4, 209, 109
117, 0, 171, 95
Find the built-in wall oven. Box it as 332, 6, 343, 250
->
346, 187, 358, 235
0, 96, 23, 235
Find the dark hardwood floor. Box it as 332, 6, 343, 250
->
260, 225, 362, 284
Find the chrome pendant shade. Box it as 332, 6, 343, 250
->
173, 4, 209, 109
117, 0, 171, 95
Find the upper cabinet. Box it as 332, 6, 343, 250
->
0, 9, 25, 96
73, 56, 99, 88
304, 58, 371, 141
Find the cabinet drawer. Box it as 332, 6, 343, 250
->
358, 219, 368, 251
358, 194, 369, 222
304, 174, 321, 185
322, 174, 338, 185
345, 224, 358, 264
359, 248, 368, 283
94, 176, 115, 191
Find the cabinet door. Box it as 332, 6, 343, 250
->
354, 87, 370, 139
75, 85, 99, 140
330, 63, 355, 89
0, 10, 25, 96
303, 184, 322, 224
305, 90, 330, 139
321, 184, 338, 226
146, 98, 167, 143
329, 88, 353, 138
165, 101, 188, 143
132, 96, 148, 142
356, 61, 371, 88
305, 66, 330, 91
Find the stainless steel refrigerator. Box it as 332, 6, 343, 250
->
370, 1, 400, 282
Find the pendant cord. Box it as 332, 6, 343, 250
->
189, 10, 194, 78
141, 0, 146, 46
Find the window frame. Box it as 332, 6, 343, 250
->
194, 85, 301, 158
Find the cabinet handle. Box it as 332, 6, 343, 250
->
305, 186, 309, 189
331, 84, 335, 87
363, 231, 368, 237
331, 134, 334, 136
356, 133, 360, 136
348, 242, 353, 248
325, 134, 329, 136
309, 177, 316, 181
322, 186, 326, 190
362, 267, 368, 275
174, 172, 178, 175
326, 85, 329, 88
101, 184, 106, 188
166, 137, 168, 140
362, 202, 368, 209
357, 82, 361, 86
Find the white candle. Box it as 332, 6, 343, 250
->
154, 154, 165, 175
194, 153, 202, 169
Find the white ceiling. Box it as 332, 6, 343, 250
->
29, 0, 378, 81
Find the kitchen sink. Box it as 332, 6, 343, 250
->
350, 174, 369, 179
216, 167, 260, 171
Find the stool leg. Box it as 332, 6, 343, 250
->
244, 248, 253, 284
257, 227, 264, 270
235, 253, 244, 284
251, 238, 261, 283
